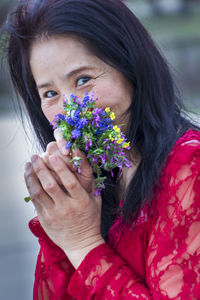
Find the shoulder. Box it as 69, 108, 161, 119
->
170, 129, 200, 156
152, 129, 200, 219
163, 129, 200, 177
155, 129, 200, 202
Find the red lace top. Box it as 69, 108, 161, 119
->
29, 129, 200, 299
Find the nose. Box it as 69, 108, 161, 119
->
57, 96, 65, 115
58, 91, 71, 113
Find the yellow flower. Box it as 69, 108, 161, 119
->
109, 134, 115, 141
113, 125, 121, 133
123, 142, 130, 149
110, 112, 116, 120
105, 107, 111, 113
117, 139, 123, 144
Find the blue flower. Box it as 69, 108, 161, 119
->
96, 129, 101, 135
65, 116, 75, 126
99, 119, 109, 129
71, 110, 80, 121
70, 93, 75, 98
71, 129, 81, 139
100, 111, 106, 118
83, 94, 90, 104
65, 141, 72, 149
57, 113, 66, 121
96, 127, 106, 135
76, 117, 88, 129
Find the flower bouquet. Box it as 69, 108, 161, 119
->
25, 93, 131, 202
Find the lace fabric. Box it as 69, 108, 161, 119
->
29, 129, 200, 299
29, 217, 75, 299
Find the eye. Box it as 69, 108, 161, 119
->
44, 90, 58, 98
76, 76, 91, 87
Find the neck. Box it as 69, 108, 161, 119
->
120, 150, 141, 189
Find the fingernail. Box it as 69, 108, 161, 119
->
54, 127, 62, 137
25, 162, 32, 170
31, 155, 39, 163
62, 146, 69, 155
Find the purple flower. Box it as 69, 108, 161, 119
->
105, 144, 110, 151
124, 157, 131, 168
77, 167, 82, 174
85, 138, 92, 149
95, 115, 101, 123
93, 156, 98, 163
94, 188, 102, 197
85, 142, 89, 151
70, 94, 78, 104
71, 129, 81, 139
114, 157, 119, 163
99, 154, 106, 164
92, 108, 103, 115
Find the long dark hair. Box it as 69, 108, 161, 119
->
3, 0, 198, 241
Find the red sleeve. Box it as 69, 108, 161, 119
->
29, 217, 75, 300
67, 137, 200, 299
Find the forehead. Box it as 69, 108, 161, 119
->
29, 34, 111, 90
29, 35, 98, 72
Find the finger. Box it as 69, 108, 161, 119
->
46, 141, 59, 156
49, 155, 87, 200
45, 141, 77, 173
40, 152, 63, 185
24, 162, 53, 211
40, 151, 50, 166
31, 155, 66, 204
54, 128, 70, 156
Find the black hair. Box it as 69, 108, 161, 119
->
3, 0, 199, 241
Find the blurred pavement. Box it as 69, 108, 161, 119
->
0, 114, 39, 300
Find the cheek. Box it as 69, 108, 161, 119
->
41, 102, 63, 123
93, 80, 118, 107
93, 78, 132, 114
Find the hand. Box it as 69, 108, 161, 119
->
41, 128, 94, 193
24, 151, 105, 268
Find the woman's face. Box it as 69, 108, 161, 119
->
30, 35, 133, 124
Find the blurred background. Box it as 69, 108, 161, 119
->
0, 0, 200, 299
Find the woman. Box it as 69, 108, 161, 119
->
3, 0, 200, 298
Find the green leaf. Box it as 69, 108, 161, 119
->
72, 156, 82, 162
92, 148, 104, 155
24, 196, 31, 203
95, 176, 107, 183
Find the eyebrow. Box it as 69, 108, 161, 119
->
37, 65, 95, 90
